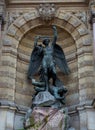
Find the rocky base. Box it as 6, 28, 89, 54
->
24, 107, 68, 130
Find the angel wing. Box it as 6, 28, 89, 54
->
54, 44, 70, 75
27, 45, 43, 79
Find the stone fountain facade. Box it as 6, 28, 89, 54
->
0, 0, 95, 130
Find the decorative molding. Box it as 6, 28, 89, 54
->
0, 99, 94, 115
76, 105, 93, 112
38, 3, 56, 21
72, 11, 88, 26
6, 0, 89, 4
7, 11, 23, 27
0, 100, 27, 113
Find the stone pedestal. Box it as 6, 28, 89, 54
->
25, 107, 68, 130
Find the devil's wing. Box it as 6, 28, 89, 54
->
54, 44, 70, 75
27, 45, 43, 79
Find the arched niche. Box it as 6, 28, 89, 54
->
16, 25, 77, 107
1, 9, 94, 108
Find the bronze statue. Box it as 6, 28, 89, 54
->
24, 26, 70, 127
27, 26, 70, 92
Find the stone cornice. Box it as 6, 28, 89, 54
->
5, 0, 89, 7
0, 99, 94, 115
0, 104, 94, 115
6, 0, 88, 4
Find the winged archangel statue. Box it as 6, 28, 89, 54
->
24, 26, 70, 127
27, 26, 70, 96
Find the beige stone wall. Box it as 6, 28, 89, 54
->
0, 1, 95, 129
1, 7, 94, 107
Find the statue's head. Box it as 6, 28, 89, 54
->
43, 38, 50, 46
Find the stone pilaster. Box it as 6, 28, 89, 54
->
77, 105, 95, 130
89, 0, 95, 68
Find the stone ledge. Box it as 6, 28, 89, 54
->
0, 99, 94, 115
0, 100, 28, 114
76, 105, 93, 112
67, 103, 93, 114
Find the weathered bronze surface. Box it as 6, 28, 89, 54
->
24, 26, 70, 127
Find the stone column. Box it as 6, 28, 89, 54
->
77, 105, 95, 130
89, 0, 95, 67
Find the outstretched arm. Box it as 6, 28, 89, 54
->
52, 25, 57, 46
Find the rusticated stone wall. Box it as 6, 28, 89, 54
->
1, 8, 94, 108
0, 5, 95, 130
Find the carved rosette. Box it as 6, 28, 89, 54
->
38, 3, 56, 21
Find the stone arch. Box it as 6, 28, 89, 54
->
4, 9, 90, 48
1, 8, 94, 107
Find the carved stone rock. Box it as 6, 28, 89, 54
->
32, 91, 55, 107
